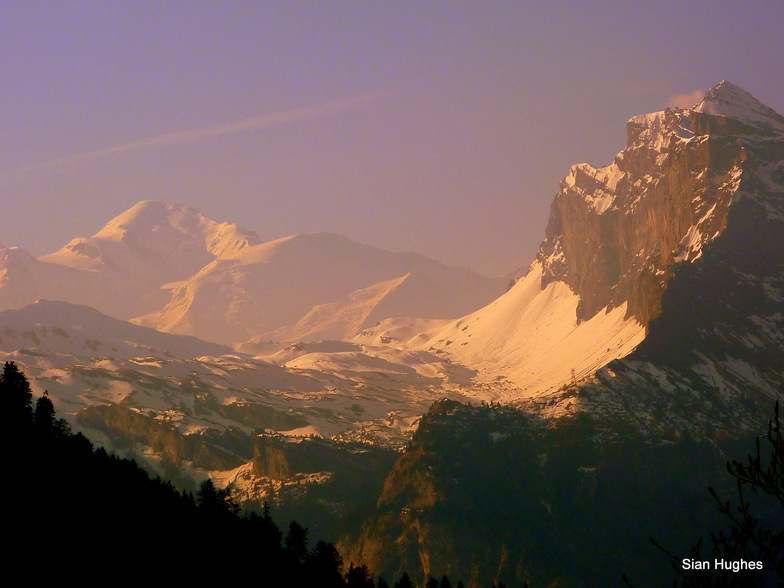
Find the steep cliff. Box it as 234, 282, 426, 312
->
356, 82, 784, 396
346, 82, 784, 586
538, 81, 784, 327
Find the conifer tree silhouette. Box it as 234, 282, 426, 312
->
1, 361, 33, 431
34, 391, 56, 435
393, 572, 415, 588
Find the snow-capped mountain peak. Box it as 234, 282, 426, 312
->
0, 201, 265, 319
358, 82, 784, 398
133, 230, 506, 344
43, 200, 261, 273
92, 200, 260, 257
694, 80, 784, 133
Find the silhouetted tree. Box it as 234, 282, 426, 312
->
439, 575, 452, 588
394, 572, 415, 588
1, 361, 33, 429
196, 478, 239, 516
305, 540, 346, 587
346, 562, 375, 588
286, 520, 309, 563
34, 391, 56, 435
4, 363, 380, 586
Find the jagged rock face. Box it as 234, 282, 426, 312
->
252, 435, 398, 482
537, 81, 783, 327
253, 437, 293, 479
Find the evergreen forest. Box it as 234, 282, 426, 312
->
1, 361, 491, 587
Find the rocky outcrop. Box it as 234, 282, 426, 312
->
252, 434, 398, 482
347, 83, 784, 585
537, 81, 783, 327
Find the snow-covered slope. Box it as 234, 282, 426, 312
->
694, 80, 784, 133
560, 82, 784, 437
358, 81, 783, 399
0, 245, 110, 314
0, 201, 262, 319
134, 232, 506, 345
39, 201, 262, 317
0, 299, 480, 466
3, 81, 782, 496
356, 262, 646, 398
0, 300, 232, 362
41, 200, 260, 273
2, 201, 504, 346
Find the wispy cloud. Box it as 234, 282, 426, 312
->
666, 89, 704, 109
6, 92, 378, 179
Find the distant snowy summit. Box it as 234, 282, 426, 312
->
40, 200, 262, 273
0, 201, 262, 319
1, 81, 782, 466
0, 201, 506, 345
132, 230, 507, 344
2, 80, 781, 400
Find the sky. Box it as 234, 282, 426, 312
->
1, 1, 783, 277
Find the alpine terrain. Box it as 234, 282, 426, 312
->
1, 81, 782, 586
344, 81, 784, 586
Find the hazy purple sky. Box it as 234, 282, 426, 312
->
2, 2, 783, 276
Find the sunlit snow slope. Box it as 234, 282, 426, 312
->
357, 263, 645, 398
134, 232, 506, 345
358, 81, 778, 398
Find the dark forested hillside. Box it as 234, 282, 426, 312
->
0, 362, 358, 584
346, 399, 783, 587
2, 361, 476, 588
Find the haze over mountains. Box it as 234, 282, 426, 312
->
2, 81, 783, 585
1, 201, 261, 319
0, 200, 507, 345
1, 81, 781, 418
134, 231, 508, 344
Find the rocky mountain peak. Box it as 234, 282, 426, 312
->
536, 82, 784, 327
693, 81, 784, 135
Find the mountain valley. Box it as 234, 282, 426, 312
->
3, 81, 783, 586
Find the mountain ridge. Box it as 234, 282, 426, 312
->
132, 230, 507, 345
354, 81, 784, 400
344, 81, 784, 586
1, 203, 506, 344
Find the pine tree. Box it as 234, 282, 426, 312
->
285, 520, 309, 563
346, 562, 375, 588
0, 361, 33, 431
34, 391, 56, 435
305, 540, 346, 587
393, 572, 415, 588
196, 478, 239, 515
